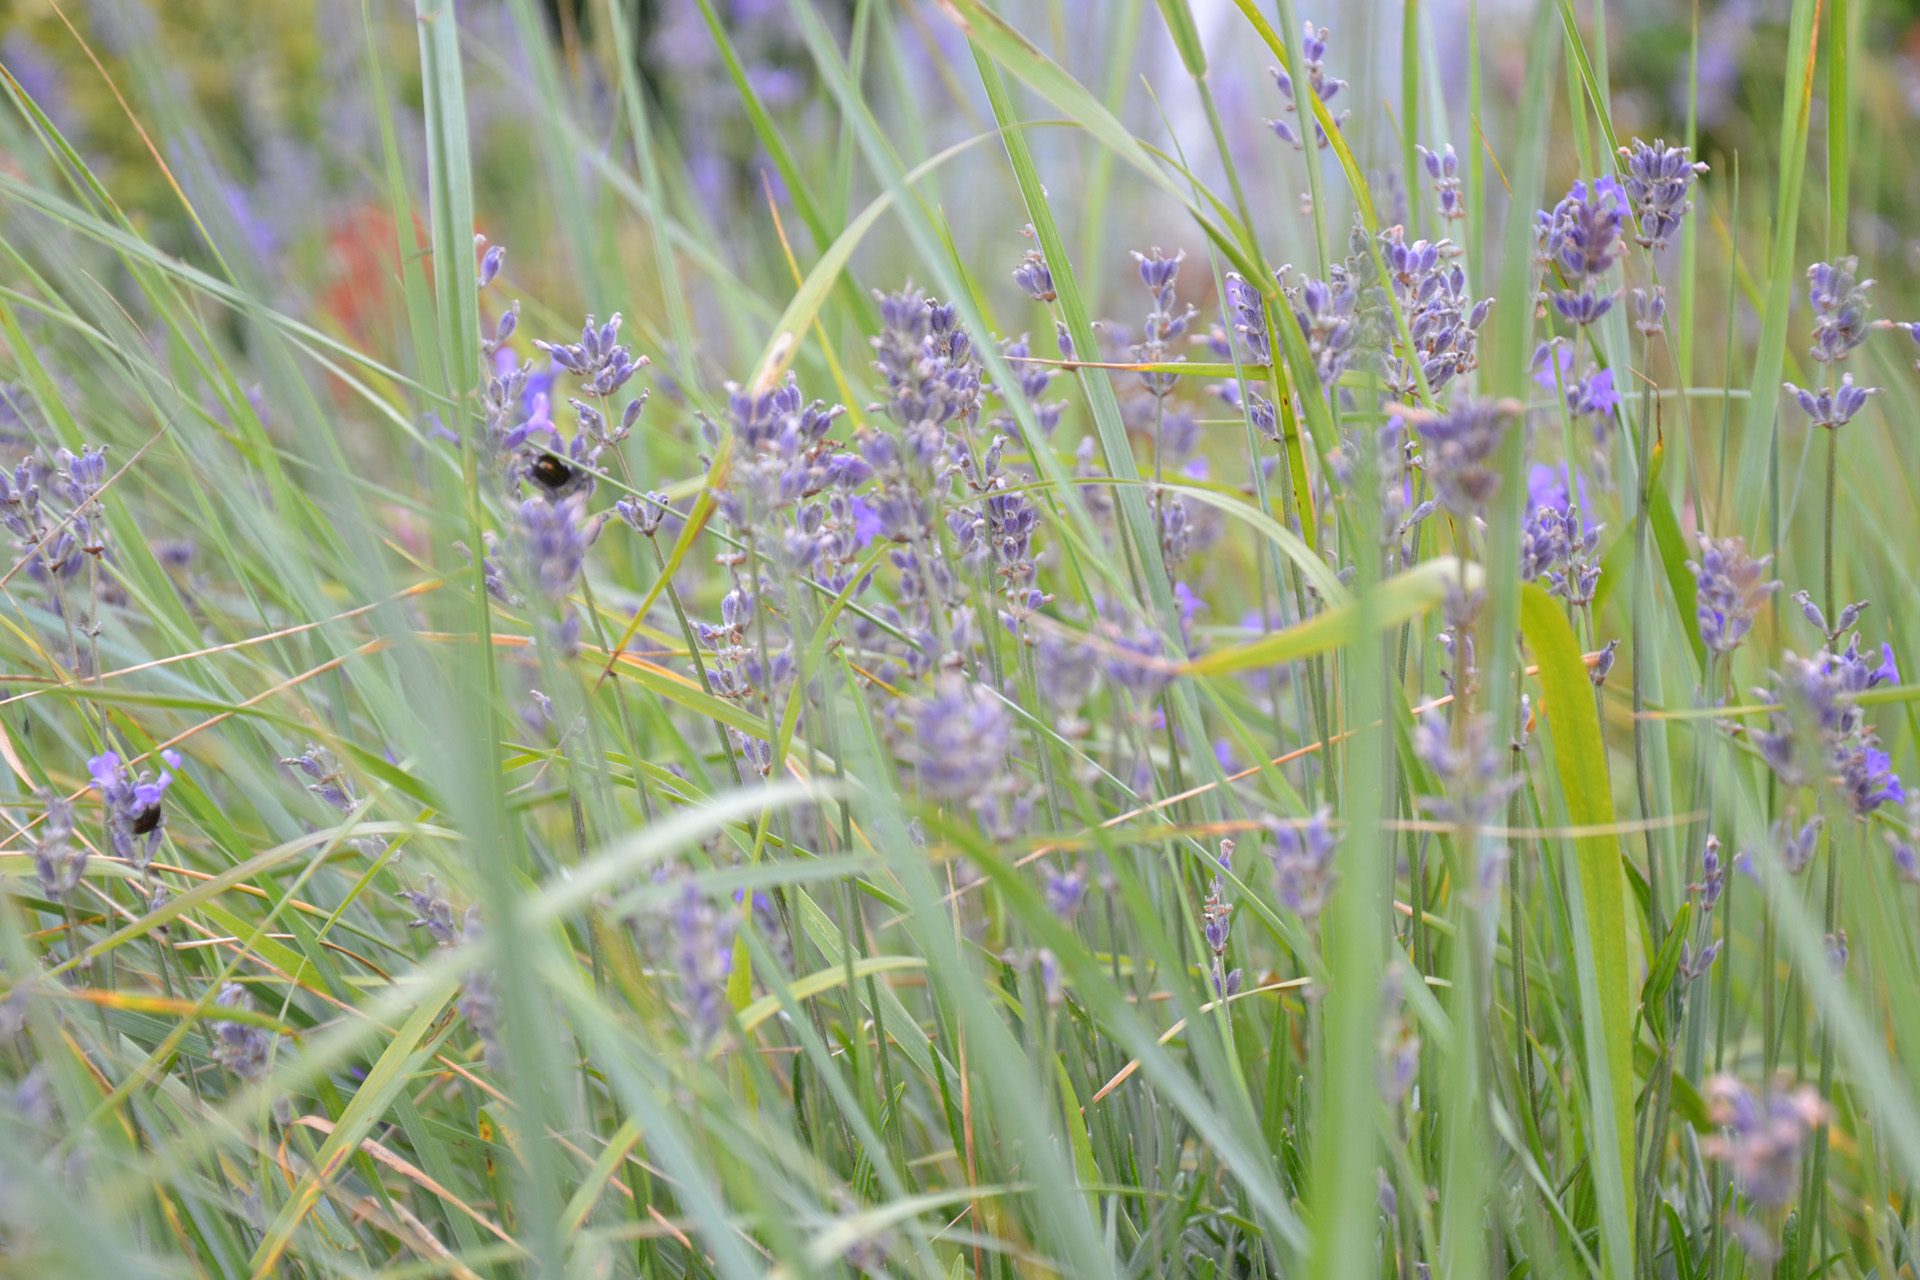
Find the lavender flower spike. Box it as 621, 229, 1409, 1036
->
31, 789, 83, 901
1538, 177, 1629, 324
1807, 258, 1874, 364
1687, 535, 1781, 654
1266, 23, 1349, 150
1416, 144, 1464, 221
1619, 138, 1708, 249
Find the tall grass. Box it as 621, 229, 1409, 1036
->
2, 0, 1920, 1277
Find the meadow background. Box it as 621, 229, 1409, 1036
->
4, 0, 1920, 1277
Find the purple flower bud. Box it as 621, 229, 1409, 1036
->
478, 243, 505, 288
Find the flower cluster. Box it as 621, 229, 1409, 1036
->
1687, 536, 1780, 655
1378, 229, 1490, 397
1532, 340, 1617, 437
1618, 138, 1708, 250
1703, 1074, 1828, 1208
1806, 258, 1873, 364
1202, 844, 1242, 998
1413, 712, 1520, 835
1751, 634, 1902, 810
1537, 177, 1628, 324
1520, 465, 1603, 605
1783, 372, 1875, 430
695, 376, 858, 750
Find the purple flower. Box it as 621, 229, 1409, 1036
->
1013, 248, 1055, 303
400, 875, 459, 946
280, 744, 357, 814
88, 750, 175, 871
1772, 812, 1825, 875
1783, 373, 1876, 429
1044, 864, 1087, 919
31, 789, 82, 901
1890, 832, 1920, 885
1619, 138, 1708, 249
672, 882, 736, 1049
1266, 806, 1338, 920
1410, 398, 1519, 517
534, 312, 647, 397
1806, 258, 1873, 364
1704, 1075, 1828, 1208
513, 494, 595, 601
1417, 143, 1464, 221
1266, 23, 1349, 150
1838, 742, 1904, 815
913, 677, 1011, 802
1223, 272, 1272, 366
615, 490, 673, 537
1537, 177, 1629, 324
1412, 713, 1520, 831
1695, 833, 1725, 910
210, 984, 275, 1082
1687, 536, 1780, 654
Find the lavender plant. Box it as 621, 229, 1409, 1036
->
3, 4, 1919, 1279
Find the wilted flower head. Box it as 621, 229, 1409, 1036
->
1618, 138, 1708, 249
1703, 1074, 1828, 1208
1687, 536, 1780, 654
1806, 258, 1873, 363
1013, 244, 1055, 303
1267, 23, 1348, 149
